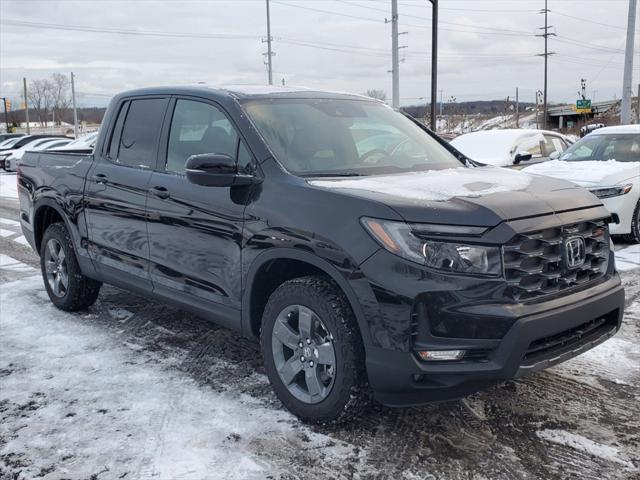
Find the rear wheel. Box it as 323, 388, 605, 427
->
40, 222, 101, 311
260, 276, 369, 423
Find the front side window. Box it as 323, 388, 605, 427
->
166, 99, 239, 173
116, 98, 167, 168
561, 134, 640, 162
242, 98, 461, 176
517, 135, 544, 158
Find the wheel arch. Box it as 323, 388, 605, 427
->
33, 200, 72, 254
241, 248, 372, 350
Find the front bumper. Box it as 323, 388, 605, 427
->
365, 275, 624, 406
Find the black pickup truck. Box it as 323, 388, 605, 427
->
17, 85, 625, 423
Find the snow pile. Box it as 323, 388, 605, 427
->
310, 167, 531, 202
536, 430, 634, 468
523, 160, 639, 185
0, 276, 356, 479
0, 173, 17, 199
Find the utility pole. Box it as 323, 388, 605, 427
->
70, 72, 79, 138
390, 0, 400, 108
1, 98, 9, 133
429, 0, 438, 130
621, 0, 637, 124
637, 83, 640, 123
535, 90, 543, 129
264, 0, 274, 85
537, 0, 555, 130
516, 87, 520, 128
23, 77, 30, 134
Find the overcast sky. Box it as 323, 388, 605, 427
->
0, 0, 637, 108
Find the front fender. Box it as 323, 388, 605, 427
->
241, 245, 377, 351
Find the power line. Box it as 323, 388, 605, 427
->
271, 1, 535, 37
334, 0, 531, 34
552, 10, 627, 30
555, 35, 626, 54
1, 19, 261, 39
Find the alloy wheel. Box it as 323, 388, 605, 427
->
271, 304, 336, 404
44, 238, 69, 297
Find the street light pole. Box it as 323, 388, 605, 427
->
428, 0, 438, 131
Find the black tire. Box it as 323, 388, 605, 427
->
260, 275, 369, 424
624, 200, 640, 244
40, 222, 101, 311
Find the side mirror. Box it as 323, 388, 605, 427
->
549, 151, 561, 160
513, 151, 533, 164
185, 153, 260, 187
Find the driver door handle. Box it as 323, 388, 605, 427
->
149, 186, 170, 200
92, 173, 108, 184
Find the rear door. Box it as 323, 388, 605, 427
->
85, 96, 169, 292
146, 97, 252, 326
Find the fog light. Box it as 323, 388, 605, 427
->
417, 350, 466, 361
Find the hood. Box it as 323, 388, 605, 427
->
308, 166, 601, 226
523, 160, 640, 188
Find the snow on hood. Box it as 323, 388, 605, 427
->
309, 167, 532, 202
523, 160, 640, 187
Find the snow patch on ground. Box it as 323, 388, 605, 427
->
310, 167, 531, 202
0, 173, 17, 199
0, 276, 356, 479
523, 160, 639, 186
536, 429, 634, 468
560, 336, 640, 387
615, 244, 640, 271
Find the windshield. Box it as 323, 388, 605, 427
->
561, 133, 640, 162
242, 98, 461, 176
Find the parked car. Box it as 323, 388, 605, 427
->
0, 135, 70, 172
18, 85, 624, 423
523, 125, 640, 242
56, 131, 99, 151
0, 136, 25, 151
450, 129, 574, 168
1, 137, 73, 171
0, 134, 67, 152
0, 133, 25, 144
580, 123, 606, 138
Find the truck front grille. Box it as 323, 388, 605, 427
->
504, 220, 609, 301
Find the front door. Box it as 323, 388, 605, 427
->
146, 98, 253, 325
85, 97, 169, 292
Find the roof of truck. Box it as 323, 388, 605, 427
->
114, 84, 376, 102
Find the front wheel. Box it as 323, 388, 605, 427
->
40, 222, 101, 311
625, 200, 640, 244
260, 276, 369, 424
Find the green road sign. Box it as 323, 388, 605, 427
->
577, 99, 592, 110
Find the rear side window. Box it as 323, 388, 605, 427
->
165, 99, 239, 173
116, 98, 167, 168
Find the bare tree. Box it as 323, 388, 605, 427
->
28, 79, 54, 126
364, 89, 387, 102
51, 73, 71, 126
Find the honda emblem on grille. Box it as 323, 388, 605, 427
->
565, 236, 586, 269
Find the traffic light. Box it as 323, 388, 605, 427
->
5, 99, 11, 111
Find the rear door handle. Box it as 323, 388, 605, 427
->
92, 173, 107, 184
149, 186, 170, 200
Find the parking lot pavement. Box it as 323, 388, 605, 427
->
0, 193, 638, 480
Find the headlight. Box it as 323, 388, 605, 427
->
361, 217, 502, 276
590, 184, 633, 199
